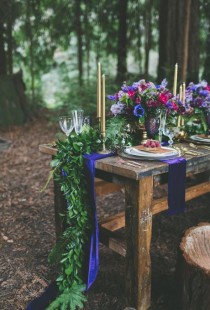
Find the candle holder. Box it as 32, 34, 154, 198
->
99, 132, 110, 154
140, 127, 148, 144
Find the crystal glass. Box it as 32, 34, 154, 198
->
163, 125, 180, 147
59, 116, 74, 137
72, 109, 84, 134
158, 109, 167, 143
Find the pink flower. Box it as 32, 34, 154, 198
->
158, 93, 168, 104
128, 90, 135, 98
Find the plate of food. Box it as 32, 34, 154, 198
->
123, 139, 179, 160
190, 134, 210, 144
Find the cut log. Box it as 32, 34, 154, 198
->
177, 223, 210, 310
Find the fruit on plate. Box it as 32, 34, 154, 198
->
143, 139, 161, 148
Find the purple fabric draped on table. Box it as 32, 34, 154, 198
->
161, 157, 186, 215
83, 152, 114, 289
26, 151, 185, 309
26, 152, 114, 309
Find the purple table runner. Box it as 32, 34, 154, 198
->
26, 152, 185, 309
161, 157, 186, 215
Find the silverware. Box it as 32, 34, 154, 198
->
118, 158, 146, 168
189, 143, 210, 151
174, 146, 202, 156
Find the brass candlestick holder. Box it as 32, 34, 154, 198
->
140, 127, 148, 144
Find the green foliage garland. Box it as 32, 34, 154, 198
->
47, 127, 102, 309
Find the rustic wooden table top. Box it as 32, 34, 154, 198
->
39, 142, 210, 180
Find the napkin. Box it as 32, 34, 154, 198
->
83, 152, 115, 289
161, 157, 186, 215
26, 282, 58, 310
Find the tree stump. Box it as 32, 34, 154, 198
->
177, 223, 210, 310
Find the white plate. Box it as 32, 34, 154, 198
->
124, 146, 178, 158
190, 135, 210, 143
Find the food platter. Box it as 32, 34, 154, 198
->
190, 135, 210, 144
122, 146, 179, 161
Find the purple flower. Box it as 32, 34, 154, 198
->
110, 102, 125, 116
133, 104, 145, 117
107, 95, 117, 101
199, 90, 209, 97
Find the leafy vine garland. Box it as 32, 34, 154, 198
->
47, 127, 102, 310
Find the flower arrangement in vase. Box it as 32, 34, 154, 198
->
107, 79, 185, 142
182, 80, 210, 135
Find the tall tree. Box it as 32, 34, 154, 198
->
158, 0, 200, 85
116, 0, 128, 83
75, 0, 83, 85
187, 0, 200, 82
202, 0, 210, 81
157, 0, 169, 81
0, 0, 8, 76
144, 0, 153, 79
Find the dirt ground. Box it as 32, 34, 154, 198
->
1, 112, 210, 310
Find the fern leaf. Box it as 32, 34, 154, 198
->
46, 284, 87, 310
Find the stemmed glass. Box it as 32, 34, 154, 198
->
72, 110, 84, 134
59, 116, 74, 137
163, 125, 180, 147
158, 109, 167, 143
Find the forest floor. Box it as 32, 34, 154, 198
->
1, 111, 210, 310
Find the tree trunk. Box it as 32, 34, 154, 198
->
158, 0, 178, 85
202, 4, 210, 81
144, 0, 153, 79
180, 0, 192, 82
0, 5, 7, 76
116, 0, 128, 84
176, 223, 210, 310
158, 0, 169, 81
26, 0, 35, 103
6, 0, 13, 75
84, 1, 90, 82
76, 0, 83, 86
187, 0, 200, 82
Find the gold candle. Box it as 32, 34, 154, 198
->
173, 63, 178, 96
97, 62, 101, 118
101, 74, 106, 136
177, 116, 181, 128
182, 82, 185, 105
179, 85, 183, 102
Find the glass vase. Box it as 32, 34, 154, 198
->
144, 110, 161, 139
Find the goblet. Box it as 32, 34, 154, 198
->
59, 116, 74, 137
72, 109, 84, 134
158, 109, 167, 143
163, 125, 180, 147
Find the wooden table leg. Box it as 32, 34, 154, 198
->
124, 175, 153, 310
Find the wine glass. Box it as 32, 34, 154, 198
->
59, 116, 74, 137
163, 125, 180, 147
158, 109, 167, 143
72, 109, 84, 134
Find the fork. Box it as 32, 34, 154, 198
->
189, 143, 210, 151
118, 158, 146, 168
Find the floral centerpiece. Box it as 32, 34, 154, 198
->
108, 79, 183, 119
183, 80, 210, 135
106, 79, 185, 146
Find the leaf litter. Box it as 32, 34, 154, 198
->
0, 111, 210, 310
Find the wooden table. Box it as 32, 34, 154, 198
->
39, 143, 210, 310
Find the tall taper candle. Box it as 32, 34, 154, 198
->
182, 82, 185, 105
101, 74, 106, 136
179, 85, 183, 101
173, 63, 178, 96
97, 62, 101, 118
